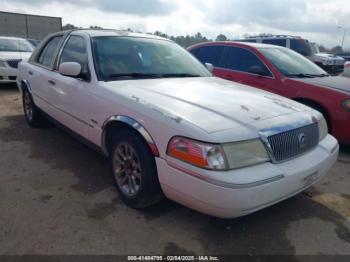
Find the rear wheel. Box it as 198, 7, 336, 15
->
109, 129, 163, 209
22, 89, 48, 128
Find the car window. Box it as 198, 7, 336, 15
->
92, 36, 210, 81
38, 36, 63, 67
259, 47, 327, 77
226, 47, 272, 76
290, 39, 312, 57
262, 39, 286, 47
194, 46, 225, 67
0, 38, 33, 52
60, 35, 88, 74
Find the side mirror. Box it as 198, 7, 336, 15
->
58, 62, 82, 77
248, 65, 269, 77
205, 63, 214, 73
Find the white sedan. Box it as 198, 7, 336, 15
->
0, 36, 33, 83
17, 30, 339, 218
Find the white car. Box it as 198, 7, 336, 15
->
16, 30, 339, 218
0, 36, 33, 83
344, 62, 350, 77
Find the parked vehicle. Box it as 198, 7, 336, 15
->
0, 36, 33, 83
17, 30, 338, 218
188, 41, 350, 145
343, 62, 350, 77
239, 35, 345, 74
26, 38, 40, 48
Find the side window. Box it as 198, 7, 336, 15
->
59, 35, 88, 74
38, 36, 63, 67
226, 47, 272, 77
195, 46, 225, 67
262, 39, 286, 47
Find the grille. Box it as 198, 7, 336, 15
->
6, 59, 22, 68
267, 123, 319, 162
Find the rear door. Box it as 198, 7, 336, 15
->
221, 46, 278, 91
189, 45, 228, 78
28, 35, 64, 114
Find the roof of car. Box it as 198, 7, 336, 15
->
0, 36, 28, 41
189, 41, 285, 50
71, 29, 169, 41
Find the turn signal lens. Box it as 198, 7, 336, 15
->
167, 137, 227, 170
343, 99, 350, 112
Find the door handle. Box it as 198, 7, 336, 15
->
48, 79, 56, 86
28, 71, 33, 75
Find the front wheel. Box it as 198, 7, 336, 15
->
109, 129, 163, 209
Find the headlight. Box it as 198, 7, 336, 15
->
0, 60, 6, 67
167, 137, 269, 170
343, 99, 350, 112
317, 115, 328, 141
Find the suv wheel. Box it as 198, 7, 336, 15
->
109, 129, 163, 209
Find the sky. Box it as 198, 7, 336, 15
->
1, 0, 350, 49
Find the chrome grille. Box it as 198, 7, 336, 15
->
6, 59, 21, 68
267, 123, 319, 162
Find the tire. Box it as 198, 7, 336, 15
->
22, 89, 47, 128
297, 100, 332, 133
109, 128, 163, 209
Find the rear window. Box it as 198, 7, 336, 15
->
290, 39, 312, 57
38, 36, 63, 67
262, 39, 286, 47
193, 46, 225, 67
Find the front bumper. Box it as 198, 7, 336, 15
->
157, 135, 339, 218
320, 64, 345, 75
0, 67, 17, 83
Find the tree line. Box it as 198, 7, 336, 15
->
62, 24, 349, 54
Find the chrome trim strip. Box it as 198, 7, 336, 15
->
166, 160, 284, 189
101, 115, 158, 156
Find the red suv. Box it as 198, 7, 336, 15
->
188, 42, 350, 145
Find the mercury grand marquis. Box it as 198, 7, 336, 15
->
16, 30, 339, 218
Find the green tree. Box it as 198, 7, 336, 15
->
216, 34, 227, 41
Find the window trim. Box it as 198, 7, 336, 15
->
220, 45, 275, 79
33, 35, 65, 71
55, 34, 91, 82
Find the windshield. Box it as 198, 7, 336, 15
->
0, 38, 34, 52
290, 39, 313, 57
259, 47, 328, 78
92, 36, 211, 81
311, 44, 319, 55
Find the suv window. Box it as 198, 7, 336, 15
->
194, 46, 225, 67
226, 47, 272, 76
290, 39, 312, 57
38, 36, 63, 67
262, 39, 286, 47
60, 35, 88, 74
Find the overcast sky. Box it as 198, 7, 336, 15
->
1, 0, 350, 48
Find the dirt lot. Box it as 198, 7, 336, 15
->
0, 84, 350, 257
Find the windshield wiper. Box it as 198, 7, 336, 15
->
161, 73, 202, 78
108, 73, 163, 79
287, 73, 318, 78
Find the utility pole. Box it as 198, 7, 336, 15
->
338, 26, 347, 51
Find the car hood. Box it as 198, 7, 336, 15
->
104, 77, 312, 133
314, 53, 345, 62
293, 76, 350, 94
0, 51, 32, 61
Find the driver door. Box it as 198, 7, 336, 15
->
48, 35, 93, 140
